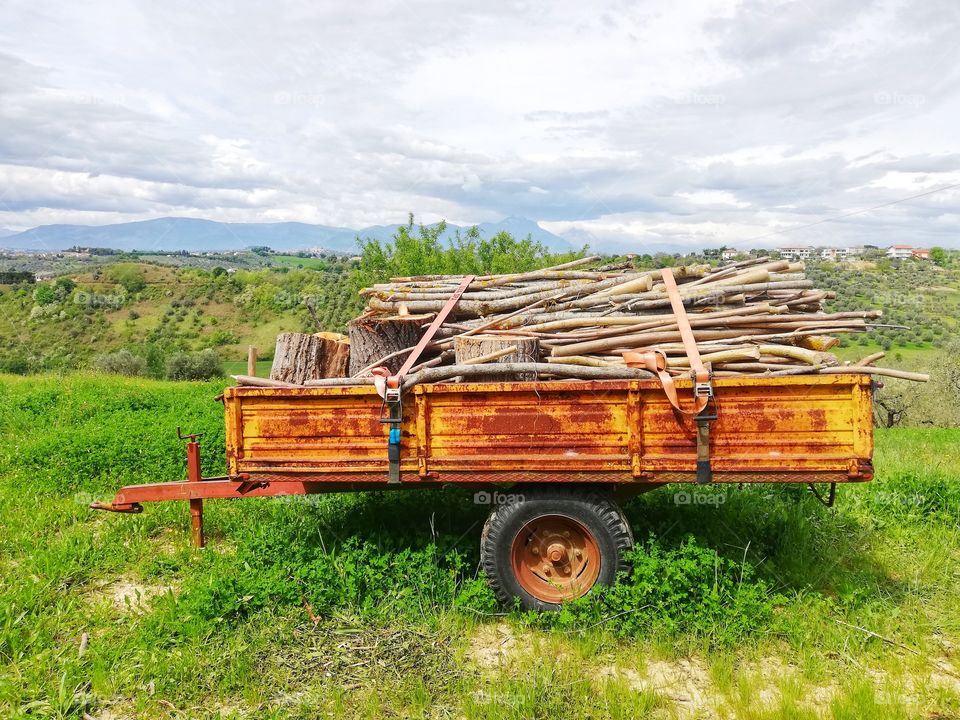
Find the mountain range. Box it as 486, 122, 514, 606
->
0, 216, 576, 254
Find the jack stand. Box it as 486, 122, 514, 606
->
178, 427, 206, 548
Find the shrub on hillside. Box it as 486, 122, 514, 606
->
166, 349, 224, 381
107, 264, 146, 294
208, 329, 239, 346
33, 284, 56, 306
94, 349, 148, 377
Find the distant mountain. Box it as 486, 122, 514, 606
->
0, 216, 575, 254
0, 228, 18, 238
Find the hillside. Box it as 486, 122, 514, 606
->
0, 260, 361, 375
0, 223, 583, 375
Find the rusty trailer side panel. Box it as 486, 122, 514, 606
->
223, 374, 873, 485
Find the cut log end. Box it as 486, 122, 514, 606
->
454, 334, 541, 381
270, 331, 350, 384
348, 314, 431, 375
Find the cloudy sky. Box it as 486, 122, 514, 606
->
2, 0, 960, 250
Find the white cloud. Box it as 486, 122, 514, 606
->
0, 0, 959, 249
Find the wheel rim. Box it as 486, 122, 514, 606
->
510, 514, 601, 604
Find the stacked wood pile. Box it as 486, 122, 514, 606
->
245, 255, 928, 388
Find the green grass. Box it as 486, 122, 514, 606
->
222, 359, 273, 376
0, 373, 958, 718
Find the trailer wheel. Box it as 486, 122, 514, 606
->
480, 487, 633, 611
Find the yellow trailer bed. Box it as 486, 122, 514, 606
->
223, 374, 873, 485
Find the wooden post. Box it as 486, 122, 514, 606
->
247, 346, 257, 377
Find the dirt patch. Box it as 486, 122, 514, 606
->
594, 657, 716, 717
97, 579, 175, 613
647, 658, 712, 701
596, 654, 842, 718
466, 622, 517, 669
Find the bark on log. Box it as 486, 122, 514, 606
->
348, 314, 429, 375
270, 331, 350, 384
454, 334, 541, 381
400, 362, 653, 389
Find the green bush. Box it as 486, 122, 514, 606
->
107, 264, 146, 294
165, 349, 224, 380
93, 349, 148, 377
32, 285, 56, 306
208, 329, 239, 346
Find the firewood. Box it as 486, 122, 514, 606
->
454, 335, 541, 381
349, 314, 430, 375
270, 331, 350, 384
257, 255, 928, 387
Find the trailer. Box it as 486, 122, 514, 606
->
93, 373, 874, 610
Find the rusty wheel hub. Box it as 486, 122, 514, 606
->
510, 514, 601, 603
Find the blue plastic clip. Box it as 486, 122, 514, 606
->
389, 427, 401, 445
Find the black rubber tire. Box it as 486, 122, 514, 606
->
479, 485, 634, 611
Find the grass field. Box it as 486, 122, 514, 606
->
1, 374, 958, 719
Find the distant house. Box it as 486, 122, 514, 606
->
912, 248, 930, 259
721, 249, 742, 261
822, 246, 865, 261
778, 246, 813, 260
886, 244, 915, 260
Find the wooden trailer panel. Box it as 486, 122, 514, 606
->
223, 374, 873, 484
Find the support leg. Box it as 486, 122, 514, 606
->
186, 440, 205, 548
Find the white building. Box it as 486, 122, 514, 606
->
886, 245, 915, 259
778, 246, 813, 260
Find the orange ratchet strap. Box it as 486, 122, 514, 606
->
623, 267, 716, 484
373, 274, 475, 483
373, 274, 476, 401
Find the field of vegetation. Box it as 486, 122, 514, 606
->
0, 223, 583, 377
0, 373, 958, 719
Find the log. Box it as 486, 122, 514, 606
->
269, 332, 350, 384
819, 367, 929, 382
348, 314, 429, 375
400, 362, 653, 389
454, 334, 541, 381
232, 374, 299, 388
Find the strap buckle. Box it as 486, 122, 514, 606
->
694, 380, 714, 399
